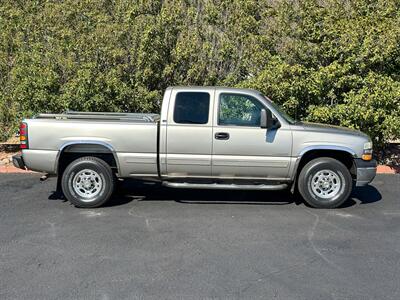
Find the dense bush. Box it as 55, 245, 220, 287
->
1, 0, 399, 150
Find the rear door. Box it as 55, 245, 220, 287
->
212, 91, 292, 180
165, 88, 215, 177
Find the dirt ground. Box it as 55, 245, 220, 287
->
0, 136, 20, 165
0, 151, 19, 165
377, 143, 400, 167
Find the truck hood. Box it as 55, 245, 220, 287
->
294, 122, 369, 139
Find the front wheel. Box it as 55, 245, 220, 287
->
61, 156, 115, 208
298, 157, 352, 208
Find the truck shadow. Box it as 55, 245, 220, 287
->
104, 179, 382, 208
347, 185, 382, 206
48, 179, 382, 208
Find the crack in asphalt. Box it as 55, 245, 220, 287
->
306, 211, 342, 270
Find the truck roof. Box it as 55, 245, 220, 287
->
167, 86, 262, 96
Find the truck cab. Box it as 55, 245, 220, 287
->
159, 87, 293, 180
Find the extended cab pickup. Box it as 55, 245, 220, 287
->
13, 86, 376, 208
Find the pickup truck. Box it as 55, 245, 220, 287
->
13, 86, 376, 208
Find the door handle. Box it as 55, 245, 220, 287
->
215, 132, 230, 140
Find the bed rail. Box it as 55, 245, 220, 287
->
35, 111, 160, 123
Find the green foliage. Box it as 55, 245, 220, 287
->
1, 0, 399, 151
220, 94, 261, 126
307, 73, 400, 149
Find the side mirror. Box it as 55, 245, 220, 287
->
260, 109, 273, 129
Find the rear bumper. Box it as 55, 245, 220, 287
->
12, 154, 26, 170
355, 159, 377, 187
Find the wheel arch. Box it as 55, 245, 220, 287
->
291, 146, 357, 192
298, 145, 357, 158
55, 141, 120, 176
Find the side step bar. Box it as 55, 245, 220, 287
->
162, 182, 288, 191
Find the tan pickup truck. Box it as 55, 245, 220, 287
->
13, 86, 376, 208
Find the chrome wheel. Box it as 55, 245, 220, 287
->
72, 169, 103, 201
309, 169, 341, 200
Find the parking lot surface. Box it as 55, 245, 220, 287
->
0, 174, 399, 299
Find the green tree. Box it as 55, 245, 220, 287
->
0, 0, 399, 154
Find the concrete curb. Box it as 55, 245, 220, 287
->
376, 165, 399, 174
1, 164, 398, 174
0, 165, 37, 174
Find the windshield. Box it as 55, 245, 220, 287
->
261, 95, 296, 124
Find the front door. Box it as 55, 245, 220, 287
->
212, 92, 292, 180
166, 89, 214, 177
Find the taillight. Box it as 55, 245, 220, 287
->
20, 122, 29, 149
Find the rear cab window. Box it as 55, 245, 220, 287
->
173, 92, 210, 124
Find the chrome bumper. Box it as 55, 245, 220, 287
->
355, 159, 377, 187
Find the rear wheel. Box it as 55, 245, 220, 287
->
61, 156, 115, 208
298, 157, 352, 208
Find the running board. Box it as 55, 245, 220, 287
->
162, 182, 288, 191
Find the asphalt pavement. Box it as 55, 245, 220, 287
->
0, 173, 399, 299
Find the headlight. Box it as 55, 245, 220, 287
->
364, 142, 373, 150
362, 141, 373, 161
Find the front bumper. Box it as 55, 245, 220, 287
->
355, 159, 377, 186
12, 154, 26, 170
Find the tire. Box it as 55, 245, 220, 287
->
298, 157, 352, 208
61, 156, 115, 208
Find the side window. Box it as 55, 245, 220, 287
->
218, 93, 263, 126
174, 92, 210, 124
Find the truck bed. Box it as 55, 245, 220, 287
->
36, 111, 160, 123
23, 111, 160, 176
